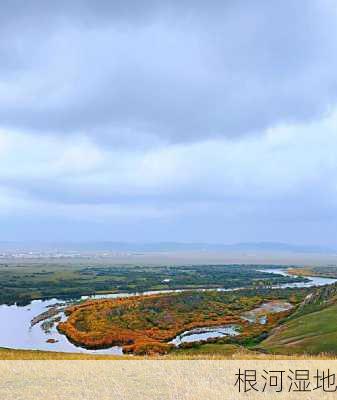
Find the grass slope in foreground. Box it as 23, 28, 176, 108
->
260, 302, 337, 355
3, 346, 337, 360
0, 344, 251, 360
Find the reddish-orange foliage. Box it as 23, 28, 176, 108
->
57, 292, 291, 354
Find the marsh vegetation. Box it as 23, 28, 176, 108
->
57, 288, 308, 354
0, 263, 307, 305
1, 262, 337, 357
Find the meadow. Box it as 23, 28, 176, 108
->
0, 262, 305, 305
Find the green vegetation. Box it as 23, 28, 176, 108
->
172, 343, 244, 356
259, 303, 337, 355
0, 263, 306, 305
3, 261, 337, 358
259, 283, 337, 355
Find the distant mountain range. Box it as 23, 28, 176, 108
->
0, 241, 335, 254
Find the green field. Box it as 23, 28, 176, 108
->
0, 263, 305, 305
260, 303, 337, 355
173, 343, 244, 356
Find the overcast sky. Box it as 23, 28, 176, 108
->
1, 0, 337, 245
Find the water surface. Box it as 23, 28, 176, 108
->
1, 267, 336, 353
0, 300, 123, 355
170, 325, 239, 346
260, 268, 337, 288
241, 300, 293, 324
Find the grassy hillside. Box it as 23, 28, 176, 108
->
259, 302, 337, 355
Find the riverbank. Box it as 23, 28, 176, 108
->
1, 267, 336, 356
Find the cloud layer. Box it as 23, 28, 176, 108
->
2, 1, 337, 143
1, 1, 337, 244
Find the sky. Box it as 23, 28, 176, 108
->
1, 0, 337, 245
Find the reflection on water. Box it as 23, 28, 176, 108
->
170, 325, 239, 346
0, 268, 336, 353
260, 269, 337, 288
81, 287, 242, 301
241, 300, 293, 324
0, 300, 123, 355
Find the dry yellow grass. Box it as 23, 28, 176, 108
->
2, 346, 337, 360
2, 360, 337, 400
0, 347, 131, 360
287, 267, 317, 276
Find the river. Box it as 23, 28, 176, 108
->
0, 268, 336, 354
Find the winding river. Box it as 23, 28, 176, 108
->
0, 268, 336, 354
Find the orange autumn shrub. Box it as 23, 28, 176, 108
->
57, 291, 295, 354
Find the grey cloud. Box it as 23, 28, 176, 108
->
1, 1, 337, 144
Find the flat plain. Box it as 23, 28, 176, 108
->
1, 251, 337, 359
